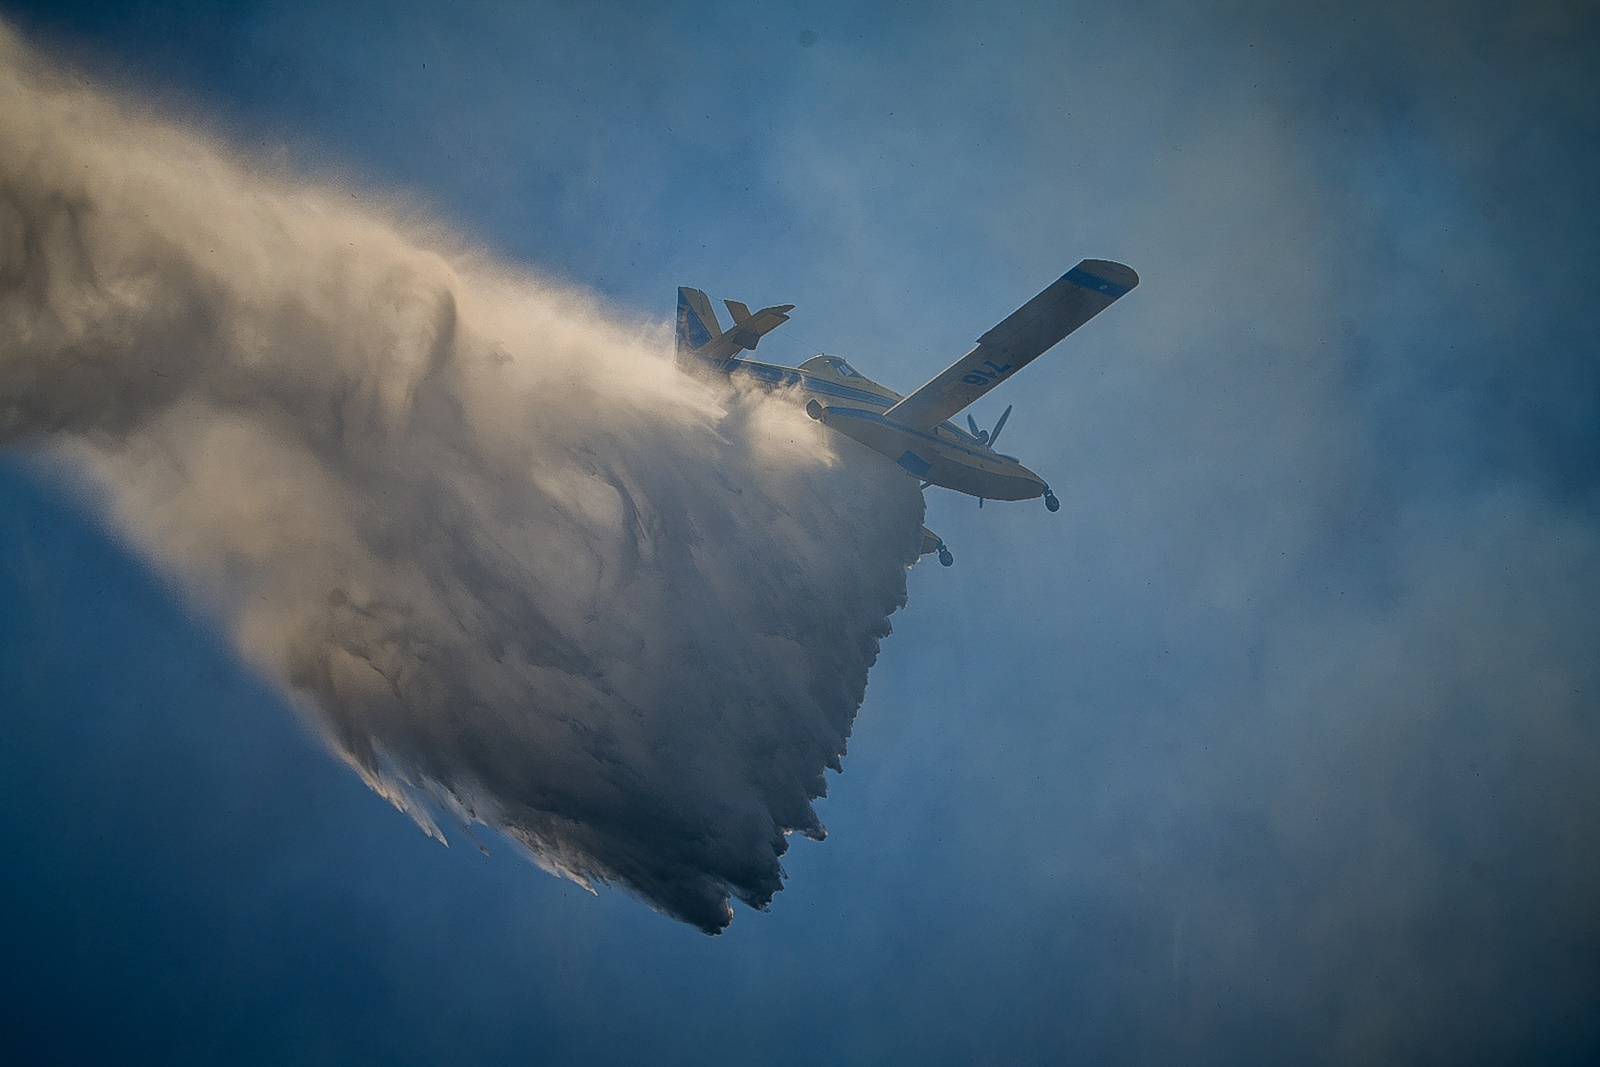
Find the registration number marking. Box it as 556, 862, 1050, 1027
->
961, 359, 1014, 387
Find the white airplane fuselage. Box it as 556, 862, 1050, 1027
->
727, 354, 1050, 502
675, 259, 1139, 525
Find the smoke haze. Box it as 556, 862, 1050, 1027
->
2, 3, 1599, 1062
0, 22, 924, 933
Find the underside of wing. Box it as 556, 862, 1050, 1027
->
883, 259, 1138, 431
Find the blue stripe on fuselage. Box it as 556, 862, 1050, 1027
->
727, 359, 1004, 458
727, 359, 899, 409
820, 406, 1022, 466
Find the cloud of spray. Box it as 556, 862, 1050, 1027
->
737, 3, 1600, 1056
0, 23, 924, 933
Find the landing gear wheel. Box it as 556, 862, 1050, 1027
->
938, 546, 954, 567
1044, 490, 1060, 513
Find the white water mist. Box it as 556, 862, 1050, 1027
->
0, 24, 924, 932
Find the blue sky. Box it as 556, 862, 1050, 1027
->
2, 2, 1598, 1063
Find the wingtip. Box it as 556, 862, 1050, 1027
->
1075, 259, 1139, 291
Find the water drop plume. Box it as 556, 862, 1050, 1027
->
0, 22, 924, 932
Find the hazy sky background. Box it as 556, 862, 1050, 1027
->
2, 2, 1597, 1064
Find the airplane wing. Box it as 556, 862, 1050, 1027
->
882, 259, 1138, 431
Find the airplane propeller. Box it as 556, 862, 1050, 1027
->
988, 405, 1012, 448
966, 404, 1017, 508
966, 405, 1013, 450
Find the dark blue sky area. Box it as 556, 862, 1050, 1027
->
3, 2, 1599, 1064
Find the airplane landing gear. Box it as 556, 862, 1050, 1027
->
919, 525, 954, 568
1044, 489, 1060, 512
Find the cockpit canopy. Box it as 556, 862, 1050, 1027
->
798, 354, 864, 379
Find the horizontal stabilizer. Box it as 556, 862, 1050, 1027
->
724, 298, 793, 352
675, 286, 794, 368
884, 259, 1138, 430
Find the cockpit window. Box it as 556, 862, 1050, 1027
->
799, 353, 867, 380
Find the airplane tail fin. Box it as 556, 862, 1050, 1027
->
676, 287, 722, 365
675, 286, 794, 371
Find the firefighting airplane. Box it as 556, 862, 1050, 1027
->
675, 259, 1138, 566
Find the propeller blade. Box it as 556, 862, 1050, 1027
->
966, 413, 988, 444
988, 405, 1013, 448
